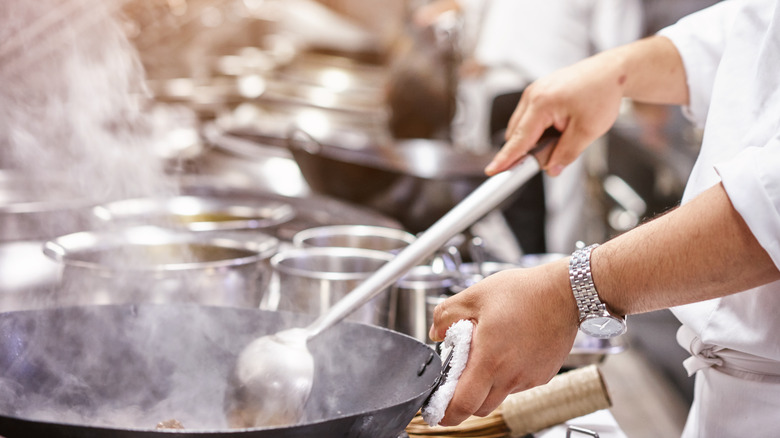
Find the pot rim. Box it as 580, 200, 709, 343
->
292, 224, 415, 249
271, 246, 395, 280
43, 226, 279, 272
91, 195, 296, 232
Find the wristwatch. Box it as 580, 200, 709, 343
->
569, 244, 627, 338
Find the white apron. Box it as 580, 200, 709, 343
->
677, 326, 780, 437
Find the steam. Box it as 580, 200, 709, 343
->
0, 0, 174, 207
0, 1, 429, 434
0, 0, 211, 431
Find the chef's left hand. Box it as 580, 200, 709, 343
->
429, 259, 579, 426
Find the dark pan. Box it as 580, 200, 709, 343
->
0, 304, 441, 437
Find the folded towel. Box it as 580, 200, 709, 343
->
421, 319, 474, 426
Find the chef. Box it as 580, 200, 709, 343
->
429, 0, 780, 436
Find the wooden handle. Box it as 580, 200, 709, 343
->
501, 365, 612, 437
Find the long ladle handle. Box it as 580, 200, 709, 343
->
305, 129, 561, 339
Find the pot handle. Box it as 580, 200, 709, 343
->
286, 125, 323, 156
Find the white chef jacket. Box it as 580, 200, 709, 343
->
658, 0, 780, 435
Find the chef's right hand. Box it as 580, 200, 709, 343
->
485, 51, 627, 177
428, 260, 579, 426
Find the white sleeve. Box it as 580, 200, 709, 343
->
656, 0, 742, 128
716, 139, 780, 269
590, 0, 644, 51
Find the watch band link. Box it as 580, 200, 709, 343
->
569, 244, 606, 321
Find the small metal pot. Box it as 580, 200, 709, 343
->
292, 224, 415, 253
452, 261, 522, 291
43, 226, 279, 308
270, 247, 395, 327
392, 265, 456, 344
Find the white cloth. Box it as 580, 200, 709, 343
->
421, 319, 474, 426
657, 0, 780, 435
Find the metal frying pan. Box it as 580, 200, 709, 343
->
0, 304, 441, 437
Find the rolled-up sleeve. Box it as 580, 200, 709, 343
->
657, 1, 741, 128
716, 140, 780, 269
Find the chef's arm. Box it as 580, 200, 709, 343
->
486, 35, 688, 177
429, 181, 780, 427
592, 182, 780, 315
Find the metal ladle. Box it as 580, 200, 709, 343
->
227, 130, 560, 428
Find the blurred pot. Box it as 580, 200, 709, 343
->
452, 260, 521, 291
287, 128, 494, 233
292, 225, 415, 253
92, 195, 296, 233
0, 171, 96, 242
43, 226, 279, 308
0, 240, 59, 312
0, 171, 97, 311
270, 247, 395, 327
519, 252, 569, 268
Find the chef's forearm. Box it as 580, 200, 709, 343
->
590, 183, 780, 316
605, 35, 689, 106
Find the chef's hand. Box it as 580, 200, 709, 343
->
485, 52, 625, 177
429, 259, 579, 426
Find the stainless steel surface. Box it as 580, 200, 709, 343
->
229, 131, 558, 428
0, 240, 59, 312
92, 195, 296, 232
451, 260, 519, 292
43, 226, 278, 308
175, 175, 402, 241
270, 247, 395, 327
0, 171, 97, 242
393, 265, 456, 343
292, 225, 415, 252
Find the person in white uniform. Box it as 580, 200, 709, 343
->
417, 0, 643, 255
428, 0, 780, 436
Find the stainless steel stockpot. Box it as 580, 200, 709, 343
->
43, 226, 279, 308
270, 246, 395, 327
392, 264, 456, 344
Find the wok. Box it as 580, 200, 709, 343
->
0, 304, 441, 437
286, 128, 494, 233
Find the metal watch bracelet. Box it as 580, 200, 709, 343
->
569, 244, 607, 321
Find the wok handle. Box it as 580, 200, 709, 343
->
305, 130, 560, 339
501, 364, 611, 435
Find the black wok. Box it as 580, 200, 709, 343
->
0, 304, 441, 437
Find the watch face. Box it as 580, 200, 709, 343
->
580, 315, 627, 338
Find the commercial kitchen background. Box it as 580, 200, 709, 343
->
0, 0, 724, 436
